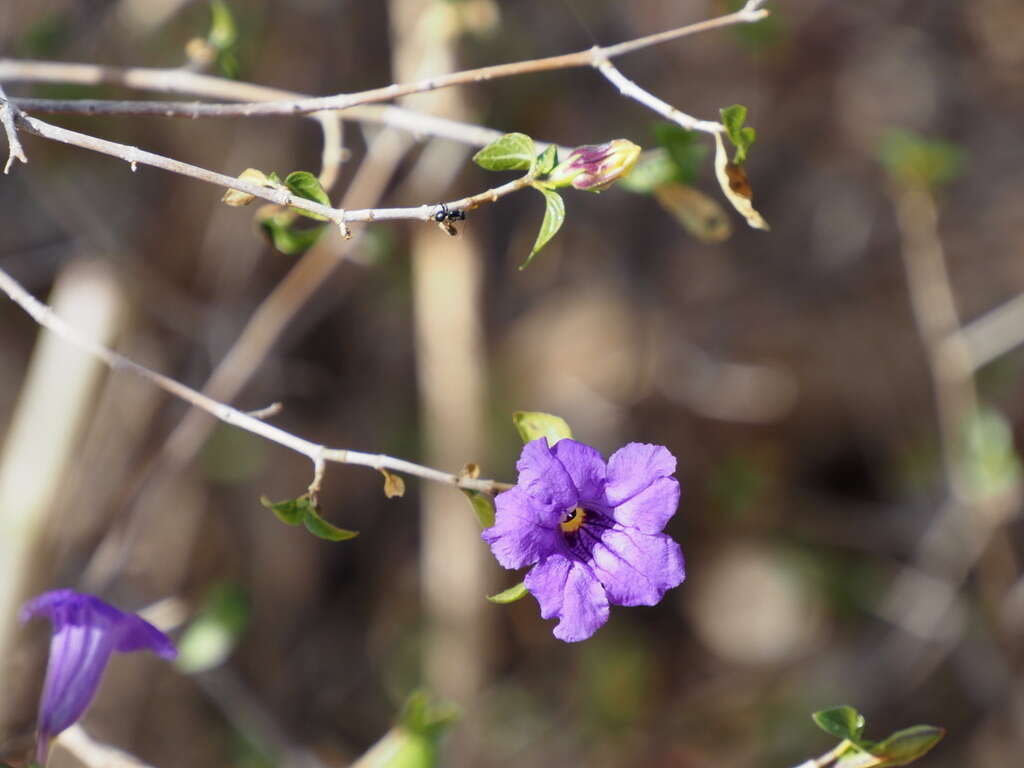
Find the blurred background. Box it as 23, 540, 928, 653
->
1, 0, 1023, 766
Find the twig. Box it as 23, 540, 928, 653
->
0, 84, 27, 173
956, 292, 1024, 371
56, 725, 155, 768
0, 265, 512, 496
1, 4, 768, 120
12, 111, 535, 230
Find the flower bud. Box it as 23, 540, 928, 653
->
545, 139, 641, 192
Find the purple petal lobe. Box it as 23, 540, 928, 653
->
611, 477, 680, 534
526, 556, 609, 642
116, 615, 178, 659
591, 529, 685, 607
552, 439, 607, 503
606, 443, 677, 505
516, 438, 577, 510
482, 486, 560, 569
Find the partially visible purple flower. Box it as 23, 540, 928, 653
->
545, 139, 642, 192
20, 589, 177, 764
482, 438, 685, 642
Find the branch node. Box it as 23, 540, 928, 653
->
0, 85, 28, 174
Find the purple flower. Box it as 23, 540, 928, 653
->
482, 438, 685, 642
20, 589, 177, 764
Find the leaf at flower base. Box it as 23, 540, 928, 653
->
487, 581, 528, 604
520, 187, 564, 270
472, 132, 536, 171
284, 171, 331, 220
221, 167, 269, 207
812, 706, 866, 742
653, 182, 732, 244
720, 104, 756, 165
260, 494, 309, 525
382, 469, 406, 499
869, 726, 945, 766
512, 411, 573, 445
176, 582, 249, 674
303, 504, 359, 541
653, 123, 708, 185
462, 489, 496, 528
713, 132, 769, 231
534, 145, 558, 176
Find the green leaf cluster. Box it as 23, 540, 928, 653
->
260, 494, 358, 541
720, 104, 756, 165
811, 706, 945, 767
256, 169, 332, 255
879, 129, 966, 190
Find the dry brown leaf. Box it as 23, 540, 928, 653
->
714, 132, 769, 231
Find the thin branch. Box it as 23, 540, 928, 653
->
0, 265, 512, 495
956, 292, 1024, 371
13, 111, 535, 230
0, 84, 27, 173
1, 4, 768, 120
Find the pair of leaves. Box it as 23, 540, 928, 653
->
223, 168, 331, 255
812, 706, 945, 767
472, 133, 565, 269
720, 104, 756, 165
260, 494, 358, 541
485, 411, 575, 604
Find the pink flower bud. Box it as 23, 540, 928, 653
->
546, 139, 641, 192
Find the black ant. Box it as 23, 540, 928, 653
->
433, 203, 466, 236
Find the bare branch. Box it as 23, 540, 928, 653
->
0, 265, 511, 495
0, 84, 27, 173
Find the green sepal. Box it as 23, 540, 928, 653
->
473, 133, 536, 172
520, 187, 564, 269
534, 145, 558, 176
260, 494, 308, 525
462, 489, 496, 528
720, 104, 756, 165
512, 411, 572, 445
812, 706, 866, 743
487, 581, 528, 604
870, 725, 945, 766
303, 504, 359, 541
284, 171, 331, 220
175, 582, 249, 674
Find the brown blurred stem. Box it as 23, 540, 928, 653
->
0, 266, 512, 496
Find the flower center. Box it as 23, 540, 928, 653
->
560, 506, 586, 534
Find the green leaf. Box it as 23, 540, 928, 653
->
176, 582, 249, 674
812, 706, 866, 742
260, 494, 309, 525
652, 123, 708, 185
487, 581, 528, 604
879, 130, 966, 190
259, 215, 327, 255
520, 187, 564, 269
208, 0, 237, 50
617, 149, 678, 194
284, 171, 331, 220
512, 411, 573, 445
534, 145, 558, 176
266, 171, 282, 185
303, 504, 359, 541
719, 104, 756, 165
870, 726, 945, 766
462, 489, 496, 528
472, 133, 536, 172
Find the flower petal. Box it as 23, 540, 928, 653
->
590, 529, 685, 607
116, 615, 178, 659
605, 443, 677, 505
526, 555, 610, 642
552, 439, 607, 503
611, 477, 680, 534
482, 486, 560, 569
516, 438, 577, 510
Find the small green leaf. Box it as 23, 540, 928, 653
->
208, 0, 237, 50
259, 214, 327, 255
520, 187, 564, 269
473, 133, 536, 171
284, 171, 331, 220
512, 411, 573, 445
812, 706, 866, 742
487, 581, 528, 604
303, 504, 359, 541
176, 582, 249, 674
652, 123, 708, 185
266, 171, 282, 185
871, 726, 945, 766
534, 145, 558, 176
462, 489, 496, 528
719, 104, 756, 165
879, 130, 966, 190
260, 494, 309, 525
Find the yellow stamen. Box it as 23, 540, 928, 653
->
560, 506, 586, 533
